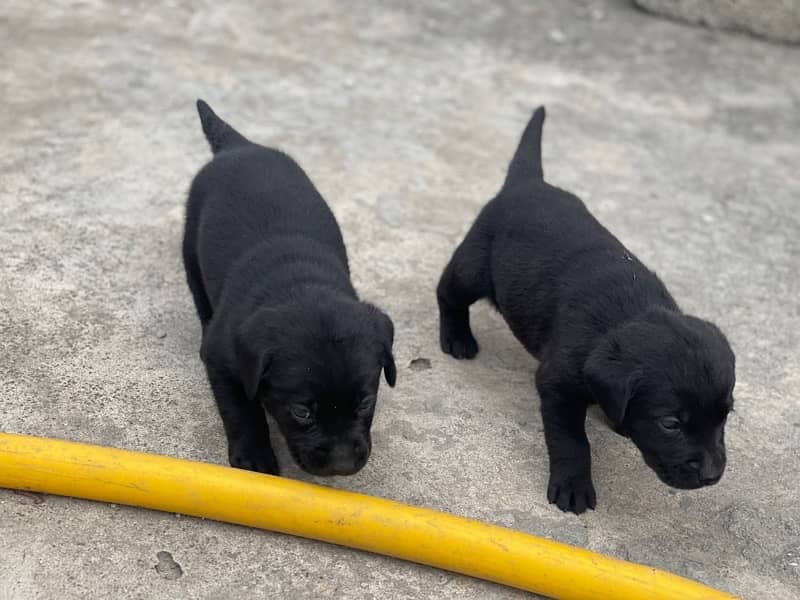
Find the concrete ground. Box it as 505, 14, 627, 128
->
1, 1, 798, 598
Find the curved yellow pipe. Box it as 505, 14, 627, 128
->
0, 432, 737, 600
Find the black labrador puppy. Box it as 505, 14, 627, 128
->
184, 100, 396, 477
437, 107, 735, 514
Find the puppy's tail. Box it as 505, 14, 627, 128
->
502, 106, 545, 188
196, 99, 250, 154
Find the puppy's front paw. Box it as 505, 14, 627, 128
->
229, 443, 280, 476
440, 327, 479, 359
547, 471, 597, 514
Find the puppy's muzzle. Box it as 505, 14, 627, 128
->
301, 439, 371, 477
653, 448, 726, 489
687, 451, 725, 486
330, 441, 369, 475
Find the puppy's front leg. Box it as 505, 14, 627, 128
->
205, 364, 280, 475
536, 365, 596, 514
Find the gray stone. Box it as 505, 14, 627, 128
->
1, 1, 799, 599
634, 0, 800, 43
154, 551, 184, 581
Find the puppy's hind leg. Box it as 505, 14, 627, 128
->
437, 229, 491, 359
205, 364, 280, 475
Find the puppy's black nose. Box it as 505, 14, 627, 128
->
325, 442, 368, 475
700, 474, 722, 485
688, 453, 724, 485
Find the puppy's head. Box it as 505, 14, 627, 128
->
235, 300, 396, 477
584, 307, 735, 489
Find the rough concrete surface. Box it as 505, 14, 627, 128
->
1, 1, 798, 599
634, 0, 800, 44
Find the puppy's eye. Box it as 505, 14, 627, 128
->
291, 404, 312, 421
659, 416, 682, 432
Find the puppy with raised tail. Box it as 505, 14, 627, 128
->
184, 100, 396, 477
437, 107, 735, 513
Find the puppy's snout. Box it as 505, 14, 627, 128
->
689, 450, 725, 485
327, 441, 369, 476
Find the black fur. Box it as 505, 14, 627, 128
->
437, 107, 735, 514
184, 100, 396, 477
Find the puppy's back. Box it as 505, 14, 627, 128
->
473, 109, 673, 354
191, 144, 346, 279
187, 102, 348, 308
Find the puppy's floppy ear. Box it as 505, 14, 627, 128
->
584, 333, 640, 426
235, 308, 280, 401
371, 306, 396, 387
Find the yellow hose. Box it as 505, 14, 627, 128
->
0, 432, 738, 600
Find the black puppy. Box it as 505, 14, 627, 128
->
437, 108, 735, 513
183, 100, 396, 477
